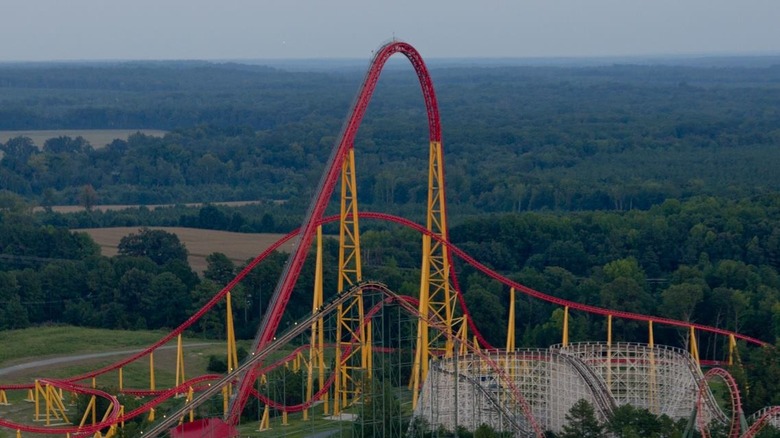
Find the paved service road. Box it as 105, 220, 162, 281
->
0, 343, 216, 377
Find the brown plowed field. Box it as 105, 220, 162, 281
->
77, 227, 294, 273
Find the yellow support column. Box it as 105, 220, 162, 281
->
409, 255, 431, 398
411, 242, 431, 398
99, 404, 114, 431
335, 148, 365, 414
562, 306, 570, 347
187, 386, 195, 423
504, 287, 517, 377
149, 352, 156, 391
307, 226, 328, 418
728, 333, 737, 366
0, 389, 8, 405
648, 320, 658, 414
44, 383, 50, 425
413, 140, 460, 409
118, 368, 123, 392
689, 326, 700, 366
457, 319, 469, 356
40, 383, 69, 426
33, 380, 40, 421
226, 292, 239, 376
78, 396, 97, 429
107, 424, 118, 438
648, 320, 654, 348
175, 334, 186, 393
53, 385, 69, 424
257, 405, 270, 431
506, 288, 516, 352
33, 380, 50, 422
293, 352, 302, 372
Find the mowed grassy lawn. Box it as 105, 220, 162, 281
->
0, 326, 228, 438
0, 325, 354, 438
0, 326, 228, 388
0, 326, 415, 438
77, 227, 294, 273
0, 326, 229, 378
0, 326, 180, 366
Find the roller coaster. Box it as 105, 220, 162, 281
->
2, 40, 780, 437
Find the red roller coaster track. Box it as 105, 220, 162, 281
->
229, 40, 442, 423
0, 40, 773, 436
0, 211, 768, 434
697, 368, 744, 438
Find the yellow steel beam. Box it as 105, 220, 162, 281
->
413, 140, 463, 409
175, 334, 185, 390
335, 148, 366, 414
690, 326, 700, 366
306, 227, 327, 419
506, 288, 516, 352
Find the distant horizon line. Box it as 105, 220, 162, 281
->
2, 50, 780, 65
0, 51, 780, 71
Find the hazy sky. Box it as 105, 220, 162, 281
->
1, 0, 778, 61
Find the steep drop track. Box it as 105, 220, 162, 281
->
0, 40, 771, 437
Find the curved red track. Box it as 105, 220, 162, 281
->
230, 40, 443, 422
745, 407, 780, 438
0, 380, 120, 435
697, 368, 743, 438
0, 211, 767, 434
0, 41, 772, 435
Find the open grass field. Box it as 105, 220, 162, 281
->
0, 129, 166, 148
235, 404, 357, 438
0, 325, 353, 438
0, 325, 228, 391
0, 326, 229, 377
0, 325, 416, 437
0, 326, 228, 438
77, 227, 293, 273
0, 326, 174, 366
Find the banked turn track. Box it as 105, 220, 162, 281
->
0, 40, 777, 437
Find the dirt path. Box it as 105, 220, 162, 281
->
0, 343, 216, 379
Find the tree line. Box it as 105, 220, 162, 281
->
3, 192, 780, 410
2, 58, 780, 418
2, 61, 780, 212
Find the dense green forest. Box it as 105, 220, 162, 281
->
2, 60, 780, 210
4, 194, 780, 411
2, 58, 780, 413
